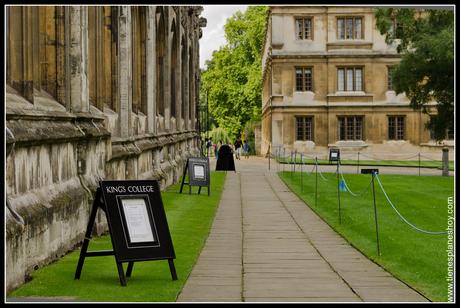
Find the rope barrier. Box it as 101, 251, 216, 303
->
374, 174, 447, 235
315, 160, 329, 181
339, 171, 373, 197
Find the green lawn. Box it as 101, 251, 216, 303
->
279, 171, 453, 302
276, 157, 455, 171
9, 172, 226, 302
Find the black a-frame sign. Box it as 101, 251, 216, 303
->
74, 180, 177, 286
179, 157, 210, 196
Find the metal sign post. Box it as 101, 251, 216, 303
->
362, 168, 381, 256
300, 153, 304, 193
315, 157, 318, 207
337, 162, 342, 225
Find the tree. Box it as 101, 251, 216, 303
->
375, 8, 454, 141
201, 6, 269, 139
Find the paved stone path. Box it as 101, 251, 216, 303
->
177, 157, 429, 302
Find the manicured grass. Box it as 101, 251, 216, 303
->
277, 158, 455, 171
279, 171, 453, 302
9, 172, 226, 302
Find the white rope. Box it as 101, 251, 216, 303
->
339, 172, 373, 197
375, 174, 447, 235
315, 160, 329, 181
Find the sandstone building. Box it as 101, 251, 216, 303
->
5, 5, 206, 292
261, 6, 454, 159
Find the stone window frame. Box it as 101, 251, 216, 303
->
88, 6, 120, 112
387, 115, 406, 140
337, 116, 364, 141
296, 116, 314, 141
6, 6, 67, 105
295, 67, 314, 92
387, 65, 395, 91
336, 16, 364, 40
428, 116, 454, 141
294, 16, 314, 40
337, 66, 364, 92
131, 6, 148, 115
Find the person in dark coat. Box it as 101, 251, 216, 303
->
215, 143, 236, 171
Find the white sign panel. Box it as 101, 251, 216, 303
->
121, 198, 155, 243
194, 165, 205, 179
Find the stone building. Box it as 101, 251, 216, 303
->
5, 5, 206, 292
261, 6, 454, 159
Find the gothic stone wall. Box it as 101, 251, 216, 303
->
5, 5, 206, 293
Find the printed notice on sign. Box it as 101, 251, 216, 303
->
121, 198, 155, 243
194, 165, 205, 179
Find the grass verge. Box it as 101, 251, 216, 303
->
8, 172, 226, 302
279, 171, 453, 302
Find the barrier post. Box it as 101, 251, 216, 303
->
283, 148, 286, 173
315, 157, 318, 207
371, 172, 381, 256
300, 153, 303, 193
290, 151, 293, 177
442, 147, 449, 176
418, 152, 421, 176
293, 150, 297, 173
357, 151, 360, 174
268, 144, 271, 171
337, 163, 342, 224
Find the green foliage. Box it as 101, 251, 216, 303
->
243, 120, 260, 154
201, 6, 269, 140
208, 126, 232, 145
374, 8, 454, 141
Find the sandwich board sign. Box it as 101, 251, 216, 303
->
329, 148, 340, 164
179, 157, 210, 195
74, 180, 177, 286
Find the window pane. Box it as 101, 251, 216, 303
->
304, 18, 312, 39
296, 19, 303, 39
304, 68, 312, 91
346, 18, 353, 39
306, 118, 312, 140
338, 18, 345, 39
388, 117, 395, 139
347, 118, 354, 140
338, 117, 345, 140
296, 117, 304, 140
296, 68, 303, 91
355, 117, 363, 140
355, 18, 362, 39
337, 69, 344, 91
387, 67, 393, 90
346, 69, 354, 91
397, 117, 404, 139
447, 124, 454, 140
355, 68, 362, 91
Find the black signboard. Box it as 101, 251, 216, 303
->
216, 144, 236, 171
329, 148, 341, 163
361, 168, 379, 174
179, 157, 210, 195
75, 180, 177, 286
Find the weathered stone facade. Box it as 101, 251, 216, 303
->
5, 5, 206, 292
261, 6, 454, 159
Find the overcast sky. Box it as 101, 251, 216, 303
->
200, 5, 248, 69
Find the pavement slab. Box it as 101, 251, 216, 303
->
176, 157, 429, 303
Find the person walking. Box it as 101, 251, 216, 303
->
243, 140, 250, 159
206, 137, 213, 157
234, 137, 242, 160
